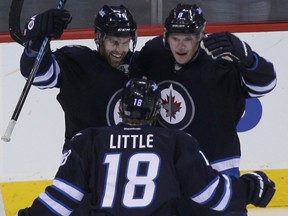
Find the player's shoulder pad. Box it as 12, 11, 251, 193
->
67, 128, 99, 153
70, 127, 102, 141
56, 45, 93, 56
173, 128, 200, 148
157, 127, 193, 140
145, 35, 164, 48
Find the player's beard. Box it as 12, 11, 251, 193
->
101, 48, 127, 68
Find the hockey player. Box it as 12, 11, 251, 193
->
130, 4, 277, 216
17, 78, 275, 216
20, 5, 138, 142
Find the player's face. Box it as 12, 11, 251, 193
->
167, 33, 200, 64
102, 35, 131, 68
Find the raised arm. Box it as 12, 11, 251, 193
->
201, 32, 276, 97
20, 9, 71, 89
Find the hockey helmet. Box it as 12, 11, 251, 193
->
120, 78, 161, 122
94, 5, 137, 50
163, 4, 206, 45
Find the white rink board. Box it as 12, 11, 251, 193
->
1, 31, 288, 182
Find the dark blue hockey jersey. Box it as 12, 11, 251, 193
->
20, 45, 135, 141
26, 123, 248, 215
130, 35, 276, 177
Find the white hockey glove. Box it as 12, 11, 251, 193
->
200, 32, 254, 67
241, 171, 275, 207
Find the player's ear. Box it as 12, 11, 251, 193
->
162, 28, 169, 48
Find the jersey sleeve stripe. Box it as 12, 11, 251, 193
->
211, 175, 232, 211
32, 56, 60, 89
241, 77, 276, 95
32, 63, 54, 82
191, 176, 219, 204
210, 157, 240, 173
38, 192, 73, 215
52, 178, 84, 202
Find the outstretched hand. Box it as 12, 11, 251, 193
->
241, 171, 276, 207
200, 32, 254, 67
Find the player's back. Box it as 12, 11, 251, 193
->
82, 123, 194, 215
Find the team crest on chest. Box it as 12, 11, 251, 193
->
158, 80, 195, 130
106, 89, 123, 126
106, 81, 195, 130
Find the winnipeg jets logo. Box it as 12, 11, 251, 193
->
158, 80, 195, 130
161, 86, 182, 121
106, 81, 195, 130
106, 89, 123, 126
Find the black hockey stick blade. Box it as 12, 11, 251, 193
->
9, 0, 25, 46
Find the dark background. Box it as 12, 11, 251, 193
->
1, 0, 288, 33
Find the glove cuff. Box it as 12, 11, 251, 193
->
26, 39, 50, 53
241, 42, 254, 67
244, 53, 257, 69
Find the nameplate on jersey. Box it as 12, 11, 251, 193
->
109, 134, 154, 149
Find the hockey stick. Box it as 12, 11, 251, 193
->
9, 0, 25, 46
1, 0, 67, 142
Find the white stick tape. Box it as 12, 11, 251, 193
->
1, 120, 16, 142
